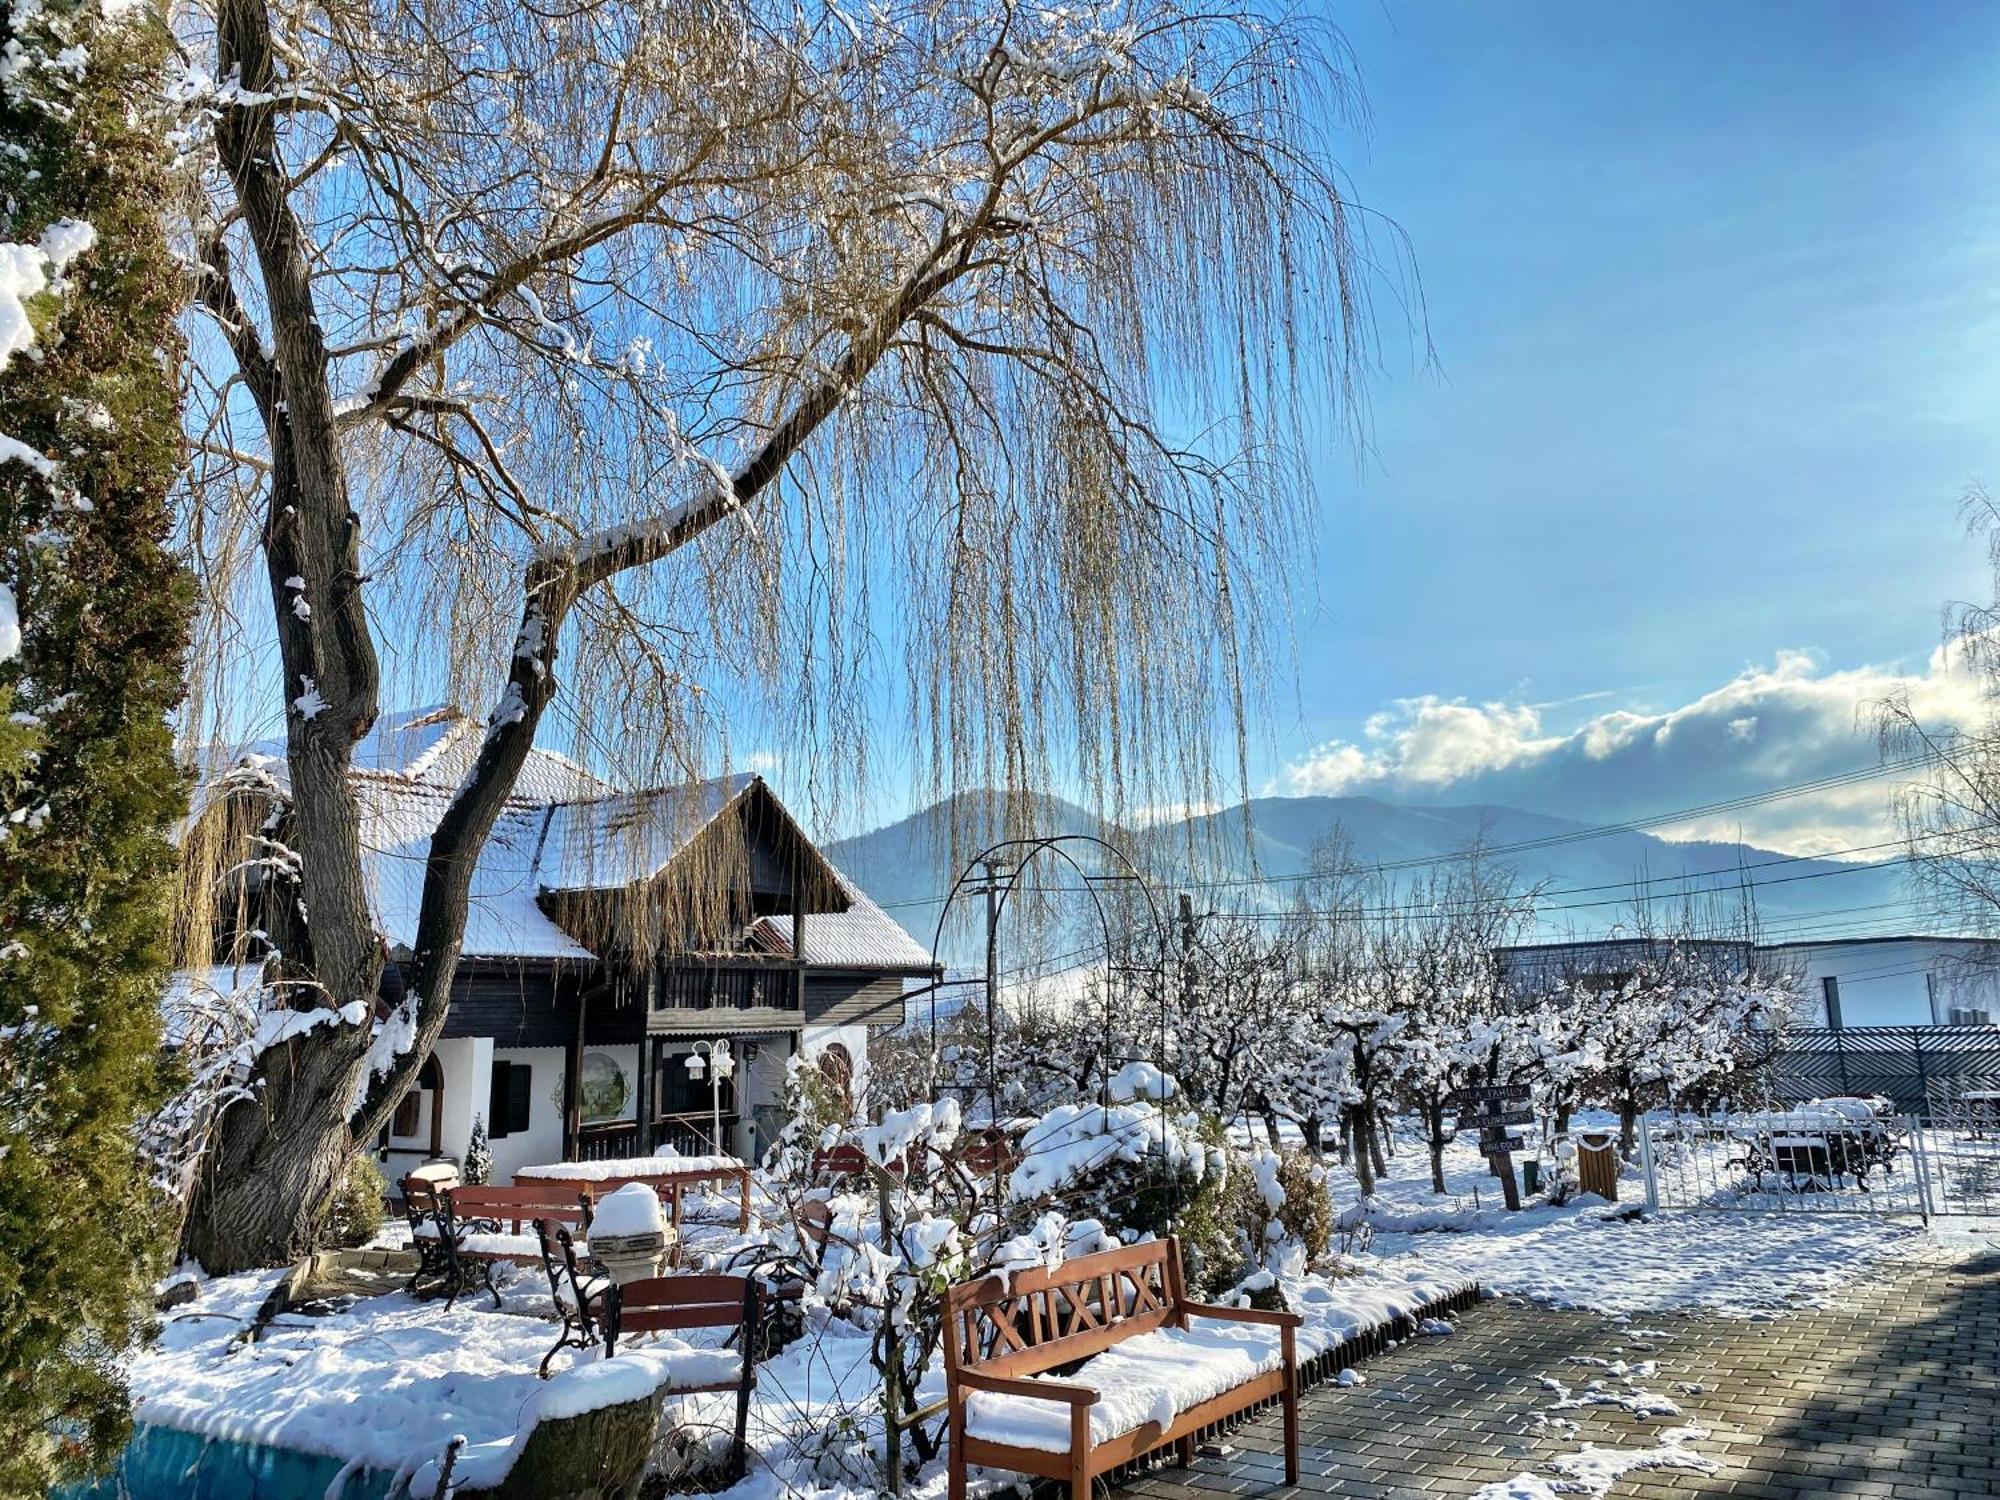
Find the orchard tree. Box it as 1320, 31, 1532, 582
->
1389, 856, 1539, 1194
1, 0, 191, 1484
173, 0, 1389, 1267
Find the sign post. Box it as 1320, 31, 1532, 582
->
1453, 1084, 1533, 1211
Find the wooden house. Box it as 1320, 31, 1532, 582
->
191, 707, 938, 1183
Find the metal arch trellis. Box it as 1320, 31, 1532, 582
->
924, 834, 1173, 1197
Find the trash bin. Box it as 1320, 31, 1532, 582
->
1575, 1130, 1619, 1201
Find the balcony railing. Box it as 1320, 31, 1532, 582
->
653, 965, 800, 1014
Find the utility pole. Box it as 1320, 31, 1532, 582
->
981, 857, 1010, 1201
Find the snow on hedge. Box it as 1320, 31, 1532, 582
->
407, 1346, 741, 1498
1007, 1099, 1205, 1202
130, 1268, 743, 1497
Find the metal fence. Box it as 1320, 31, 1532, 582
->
1641, 1106, 2000, 1218
1640, 1108, 1932, 1217
1765, 1025, 2000, 1114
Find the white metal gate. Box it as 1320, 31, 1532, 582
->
1639, 1108, 1932, 1217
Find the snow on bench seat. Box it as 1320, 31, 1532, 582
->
964, 1319, 1285, 1453
412, 1222, 579, 1261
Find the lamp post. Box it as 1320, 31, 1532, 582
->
681, 1039, 735, 1154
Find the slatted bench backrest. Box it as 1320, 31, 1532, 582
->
613, 1274, 758, 1338
448, 1185, 591, 1234
944, 1237, 1185, 1381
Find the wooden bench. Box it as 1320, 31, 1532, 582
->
604, 1274, 762, 1477
407, 1182, 593, 1308
943, 1236, 1300, 1500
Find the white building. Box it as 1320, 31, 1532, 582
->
1761, 936, 2000, 1029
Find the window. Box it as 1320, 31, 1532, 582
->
1949, 1006, 1993, 1026
817, 1042, 855, 1112
1822, 976, 1844, 1030
390, 1055, 442, 1143
488, 1059, 533, 1139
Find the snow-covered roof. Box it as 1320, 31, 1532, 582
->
353, 777, 595, 960
753, 898, 935, 973
194, 707, 934, 971
230, 704, 616, 804
535, 776, 759, 892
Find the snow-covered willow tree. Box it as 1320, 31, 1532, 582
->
1881, 499, 2000, 929
173, 0, 1387, 1267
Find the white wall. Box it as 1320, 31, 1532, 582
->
432, 1035, 489, 1164
1769, 940, 2000, 1028
490, 1044, 567, 1184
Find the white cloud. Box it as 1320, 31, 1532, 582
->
1281, 643, 1989, 855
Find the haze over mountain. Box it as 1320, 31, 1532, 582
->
825, 791, 1915, 969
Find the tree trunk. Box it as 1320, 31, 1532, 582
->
1300, 1114, 1324, 1164
182, 1034, 369, 1271
1426, 1101, 1448, 1194
1347, 1106, 1376, 1196
1369, 1110, 1390, 1180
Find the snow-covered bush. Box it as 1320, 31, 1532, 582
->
1256, 1149, 1336, 1265
325, 1154, 387, 1249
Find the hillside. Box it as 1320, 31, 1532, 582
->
825, 791, 1912, 968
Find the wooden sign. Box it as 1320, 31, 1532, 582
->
1456, 1083, 1532, 1104
1458, 1107, 1535, 1130
1449, 1085, 1532, 1211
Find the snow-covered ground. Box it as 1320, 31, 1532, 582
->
1360, 1137, 1928, 1317
117, 1120, 1964, 1499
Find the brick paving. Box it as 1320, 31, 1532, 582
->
1119, 1241, 2000, 1500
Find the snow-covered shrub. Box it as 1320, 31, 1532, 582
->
1536, 1139, 1579, 1207
1004, 1093, 1241, 1293
1239, 1148, 1334, 1266
325, 1153, 386, 1249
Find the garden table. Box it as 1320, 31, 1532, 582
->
517, 1153, 753, 1232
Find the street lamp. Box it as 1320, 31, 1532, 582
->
682, 1039, 735, 1154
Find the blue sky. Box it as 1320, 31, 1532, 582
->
1248, 0, 2000, 850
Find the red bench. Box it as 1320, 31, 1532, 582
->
943, 1236, 1300, 1500
605, 1274, 762, 1477
402, 1179, 592, 1308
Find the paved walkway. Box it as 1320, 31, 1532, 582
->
1119, 1242, 2000, 1500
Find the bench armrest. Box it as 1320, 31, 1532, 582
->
1180, 1300, 1304, 1329
953, 1369, 1099, 1407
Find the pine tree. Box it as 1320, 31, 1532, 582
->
463, 1115, 493, 1186
0, 0, 192, 1489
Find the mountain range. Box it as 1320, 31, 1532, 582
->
824, 792, 1913, 969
